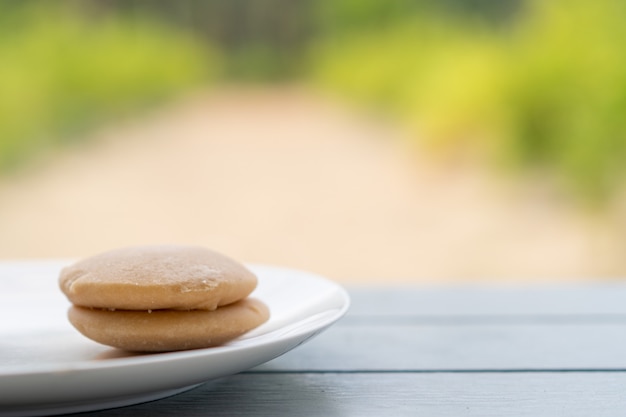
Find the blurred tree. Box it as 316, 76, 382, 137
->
71, 0, 315, 80
61, 0, 522, 80
0, 1, 215, 170
310, 0, 626, 205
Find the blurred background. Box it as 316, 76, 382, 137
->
0, 0, 625, 283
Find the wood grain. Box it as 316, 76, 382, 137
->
347, 285, 626, 317
251, 322, 626, 371
87, 372, 626, 417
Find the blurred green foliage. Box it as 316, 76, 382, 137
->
83, 0, 314, 82
2, 0, 624, 205
0, 2, 215, 171
311, 0, 626, 203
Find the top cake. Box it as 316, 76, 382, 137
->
59, 245, 258, 311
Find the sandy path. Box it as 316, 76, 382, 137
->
0, 87, 618, 284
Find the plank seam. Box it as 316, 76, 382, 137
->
244, 369, 626, 374
342, 315, 626, 325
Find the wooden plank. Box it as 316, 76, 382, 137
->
348, 284, 626, 316
82, 372, 626, 417
252, 322, 626, 372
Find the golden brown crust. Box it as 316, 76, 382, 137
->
59, 245, 257, 310
68, 298, 270, 352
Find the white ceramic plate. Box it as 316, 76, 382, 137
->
0, 261, 350, 417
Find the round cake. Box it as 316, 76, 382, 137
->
59, 245, 269, 352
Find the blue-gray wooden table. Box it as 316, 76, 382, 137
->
76, 282, 626, 417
